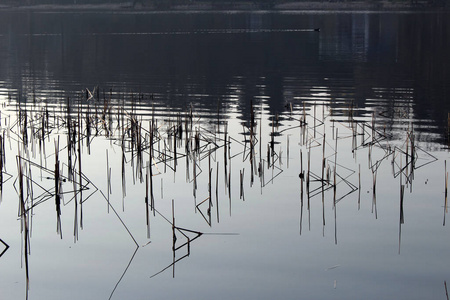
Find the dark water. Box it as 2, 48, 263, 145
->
0, 10, 449, 300
0, 10, 449, 145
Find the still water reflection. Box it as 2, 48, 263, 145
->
0, 10, 449, 145
0, 9, 449, 300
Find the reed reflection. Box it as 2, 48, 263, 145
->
0, 84, 447, 298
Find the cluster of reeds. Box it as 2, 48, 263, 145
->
6, 92, 437, 235
1, 86, 448, 290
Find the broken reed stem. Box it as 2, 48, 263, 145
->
216, 161, 219, 223
322, 133, 325, 182
0, 135, 3, 192
271, 116, 274, 154
106, 149, 110, 213
150, 153, 155, 217
55, 138, 62, 239
122, 138, 126, 202
446, 160, 448, 201
174, 120, 177, 172
240, 169, 245, 201
445, 281, 449, 300
333, 129, 338, 243
300, 149, 304, 199
313, 102, 316, 138
372, 112, 375, 144
77, 105, 83, 229
334, 165, 337, 245
172, 199, 176, 250
372, 170, 377, 196
146, 163, 150, 238
209, 148, 212, 207
335, 128, 338, 173
259, 110, 262, 172
193, 154, 197, 198
321, 175, 325, 236
307, 147, 310, 194
250, 102, 255, 186
17, 153, 30, 292
399, 159, 405, 253
287, 135, 290, 169
300, 149, 304, 235
358, 164, 361, 210
228, 155, 231, 216
445, 160, 448, 226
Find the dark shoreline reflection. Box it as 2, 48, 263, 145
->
0, 11, 449, 146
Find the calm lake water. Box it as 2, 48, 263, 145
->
0, 9, 449, 300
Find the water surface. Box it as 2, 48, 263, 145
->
0, 10, 449, 300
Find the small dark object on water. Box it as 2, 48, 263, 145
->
45, 176, 66, 182
314, 28, 320, 32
